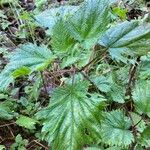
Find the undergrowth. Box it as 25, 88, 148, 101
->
0, 0, 150, 149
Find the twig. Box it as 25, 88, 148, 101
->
125, 57, 141, 111
124, 105, 138, 150
123, 57, 141, 150
7, 126, 15, 138
40, 72, 48, 96
126, 57, 141, 100
79, 56, 98, 72
71, 66, 76, 85
27, 140, 48, 150
0, 122, 16, 128
34, 140, 49, 150
27, 143, 37, 150
133, 118, 143, 128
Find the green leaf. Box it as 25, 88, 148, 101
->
87, 147, 104, 150
141, 125, 150, 140
11, 134, 28, 150
12, 66, 31, 78
132, 80, 150, 115
105, 73, 126, 103
60, 45, 91, 68
86, 146, 126, 150
139, 125, 150, 148
51, 0, 110, 52
0, 145, 5, 150
130, 112, 145, 133
16, 115, 37, 130
112, 7, 127, 20
108, 0, 117, 4
101, 110, 134, 147
0, 101, 15, 120
66, 0, 110, 49
36, 81, 105, 150
100, 21, 150, 62
0, 72, 14, 91
139, 56, 150, 80
0, 93, 8, 99
0, 10, 7, 19
35, 0, 47, 10
19, 97, 29, 107
28, 74, 42, 101
92, 76, 111, 92
61, 56, 79, 68
15, 134, 23, 143
0, 43, 54, 90
106, 146, 126, 150
35, 6, 79, 29
51, 19, 76, 52
8, 43, 54, 71
109, 84, 125, 103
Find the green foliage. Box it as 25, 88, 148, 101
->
92, 74, 126, 103
66, 0, 110, 49
141, 125, 150, 140
132, 80, 150, 115
10, 134, 28, 150
139, 56, 150, 79
0, 145, 5, 150
36, 81, 105, 150
27, 73, 42, 101
16, 115, 37, 129
51, 0, 110, 52
0, 43, 54, 90
35, 6, 79, 29
101, 110, 134, 147
131, 112, 145, 133
0, 0, 150, 149
105, 146, 126, 150
112, 7, 127, 20
51, 19, 76, 52
92, 76, 111, 92
100, 21, 150, 63
139, 125, 150, 147
8, 43, 53, 71
109, 84, 125, 103
35, 0, 47, 10
0, 101, 15, 120
12, 66, 31, 78
87, 147, 103, 150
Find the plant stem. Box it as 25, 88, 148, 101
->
40, 72, 48, 96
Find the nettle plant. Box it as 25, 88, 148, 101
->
0, 0, 150, 149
